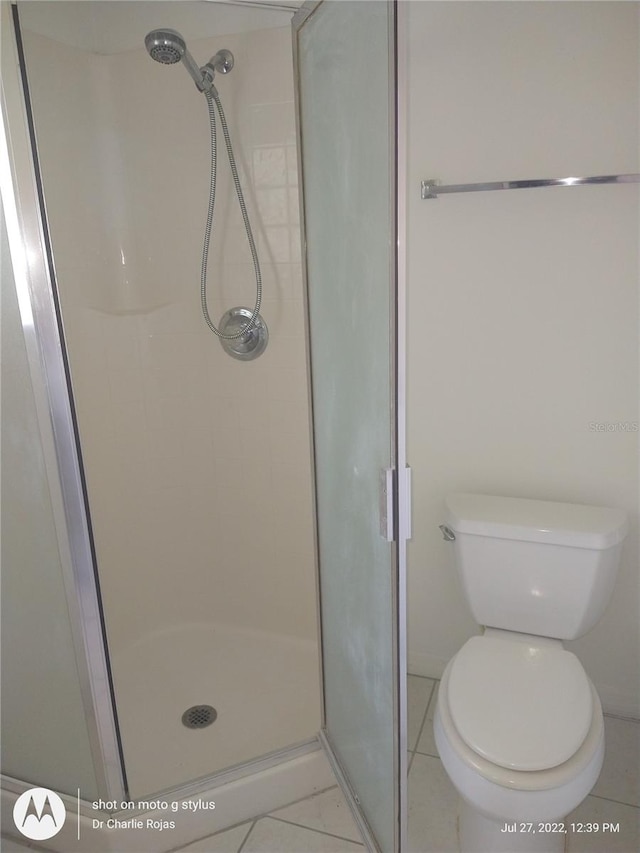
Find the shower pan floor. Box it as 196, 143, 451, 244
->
111, 622, 321, 798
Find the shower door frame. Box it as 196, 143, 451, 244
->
4, 0, 409, 836
2, 0, 347, 822
292, 1, 409, 850
0, 0, 126, 802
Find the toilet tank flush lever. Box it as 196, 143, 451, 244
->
439, 525, 456, 541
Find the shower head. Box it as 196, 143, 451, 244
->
145, 28, 209, 91
145, 29, 186, 65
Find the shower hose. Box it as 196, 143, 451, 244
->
200, 86, 262, 339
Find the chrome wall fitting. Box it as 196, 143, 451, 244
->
200, 50, 234, 91
210, 49, 234, 75
218, 307, 268, 361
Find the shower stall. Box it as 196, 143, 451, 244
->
1, 1, 407, 851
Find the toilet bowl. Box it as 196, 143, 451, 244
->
434, 493, 627, 853
434, 630, 605, 853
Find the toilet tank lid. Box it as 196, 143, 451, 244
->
445, 494, 628, 549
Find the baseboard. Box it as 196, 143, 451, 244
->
1, 743, 335, 853
596, 684, 640, 721
407, 649, 448, 680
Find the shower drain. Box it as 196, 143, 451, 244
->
182, 705, 217, 729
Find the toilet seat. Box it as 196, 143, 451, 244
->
437, 647, 604, 793
447, 632, 593, 772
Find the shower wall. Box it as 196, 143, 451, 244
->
406, 1, 640, 718
21, 6, 320, 797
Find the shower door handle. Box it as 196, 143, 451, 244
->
380, 468, 395, 541
379, 466, 412, 543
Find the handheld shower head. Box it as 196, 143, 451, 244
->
145, 28, 209, 91
145, 29, 186, 65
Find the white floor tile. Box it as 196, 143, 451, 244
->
415, 682, 439, 758
407, 753, 458, 853
408, 676, 435, 752
408, 703, 640, 853
0, 838, 34, 852
176, 821, 253, 852
591, 717, 639, 807
268, 786, 363, 844
567, 794, 640, 852
242, 816, 364, 852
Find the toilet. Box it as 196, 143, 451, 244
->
434, 493, 628, 853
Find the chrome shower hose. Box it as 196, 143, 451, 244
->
200, 86, 262, 339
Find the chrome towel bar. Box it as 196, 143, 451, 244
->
421, 173, 640, 200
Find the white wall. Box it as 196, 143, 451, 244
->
23, 22, 316, 645
406, 1, 639, 718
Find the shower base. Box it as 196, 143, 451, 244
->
111, 622, 321, 798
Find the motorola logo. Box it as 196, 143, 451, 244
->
13, 787, 66, 840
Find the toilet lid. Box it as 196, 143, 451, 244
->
448, 635, 593, 772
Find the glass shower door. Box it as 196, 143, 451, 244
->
294, 2, 404, 851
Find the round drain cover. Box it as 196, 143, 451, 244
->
182, 705, 217, 729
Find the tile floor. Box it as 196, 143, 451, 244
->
0, 787, 367, 853
3, 677, 638, 853
406, 675, 640, 853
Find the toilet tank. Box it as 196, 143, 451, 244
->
444, 494, 628, 640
